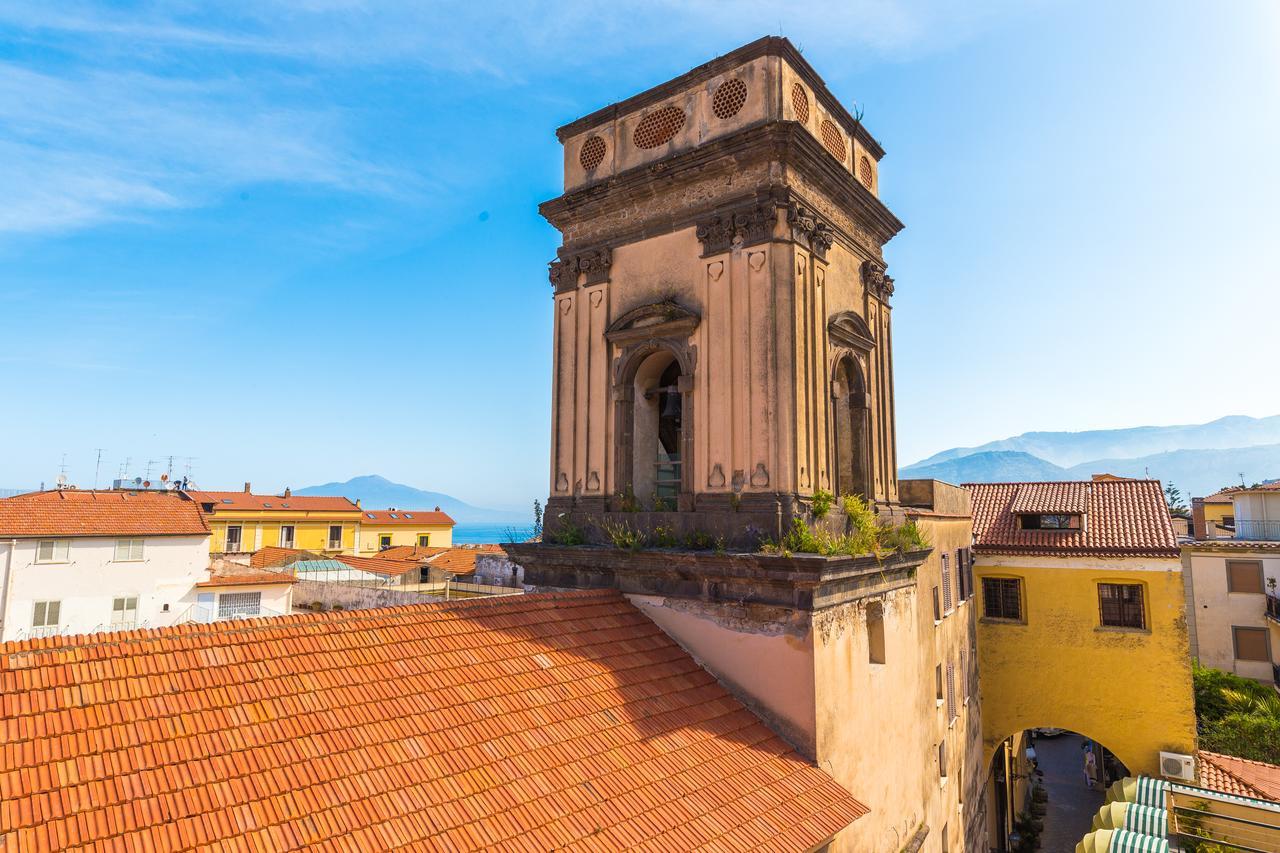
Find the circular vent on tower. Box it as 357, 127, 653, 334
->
633, 105, 686, 149
579, 135, 606, 170
820, 120, 846, 162
791, 82, 809, 123
712, 78, 748, 119
859, 155, 874, 187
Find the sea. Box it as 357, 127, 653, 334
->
452, 523, 535, 545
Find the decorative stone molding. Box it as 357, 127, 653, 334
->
604, 300, 700, 346
861, 259, 895, 301
828, 311, 876, 352
787, 203, 834, 260
548, 246, 613, 292
695, 203, 773, 256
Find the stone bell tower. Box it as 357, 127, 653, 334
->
539, 36, 904, 546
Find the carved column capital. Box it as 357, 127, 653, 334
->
549, 245, 613, 291
695, 203, 774, 256
861, 259, 894, 301
787, 203, 833, 261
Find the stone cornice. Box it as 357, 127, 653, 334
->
541, 123, 904, 258
554, 36, 886, 160
861, 259, 895, 302
548, 245, 612, 292
694, 202, 774, 257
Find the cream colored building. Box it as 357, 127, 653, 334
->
1184, 483, 1280, 685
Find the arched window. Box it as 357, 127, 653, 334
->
832, 355, 871, 499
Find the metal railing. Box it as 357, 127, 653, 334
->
1236, 519, 1280, 541
1267, 593, 1280, 624
173, 602, 288, 624
17, 621, 149, 641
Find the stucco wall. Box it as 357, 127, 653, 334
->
292, 579, 438, 612
1184, 549, 1280, 680
356, 524, 453, 552
974, 554, 1197, 775
0, 534, 210, 641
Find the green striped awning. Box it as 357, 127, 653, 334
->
1110, 828, 1169, 852
1133, 777, 1170, 808
1121, 804, 1168, 838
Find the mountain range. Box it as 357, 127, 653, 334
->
901, 416, 1280, 498
294, 475, 527, 524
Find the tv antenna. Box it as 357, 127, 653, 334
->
93, 448, 105, 490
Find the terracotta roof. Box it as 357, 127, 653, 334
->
188, 491, 359, 513
196, 572, 297, 588
250, 546, 314, 568
426, 546, 507, 575
1183, 539, 1280, 552
1200, 488, 1240, 503
1198, 750, 1280, 802
370, 545, 449, 562
334, 553, 422, 577
0, 590, 867, 850
360, 509, 455, 526
967, 480, 1179, 558
0, 490, 209, 538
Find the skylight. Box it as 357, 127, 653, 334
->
390, 513, 399, 519
367, 513, 375, 519
404, 513, 413, 519
221, 499, 232, 504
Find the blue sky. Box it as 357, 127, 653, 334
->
1, 1, 1277, 510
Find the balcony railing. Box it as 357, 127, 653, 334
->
1267, 593, 1280, 624
1235, 519, 1280, 541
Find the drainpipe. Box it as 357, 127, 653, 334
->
0, 539, 16, 640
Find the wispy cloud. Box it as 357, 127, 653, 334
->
0, 0, 1036, 236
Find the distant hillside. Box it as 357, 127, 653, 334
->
294, 475, 525, 524
900, 451, 1069, 484
912, 415, 1280, 469
900, 443, 1280, 497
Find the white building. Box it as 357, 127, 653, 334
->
0, 489, 294, 641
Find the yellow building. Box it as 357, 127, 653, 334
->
356, 508, 455, 553
1193, 487, 1239, 539
967, 478, 1197, 837
191, 486, 361, 557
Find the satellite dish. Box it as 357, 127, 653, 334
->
142, 480, 151, 488
134, 477, 143, 486
160, 473, 169, 482
55, 474, 68, 487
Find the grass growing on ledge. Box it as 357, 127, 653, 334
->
544, 516, 586, 546
763, 495, 930, 558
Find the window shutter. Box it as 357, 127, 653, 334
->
941, 554, 953, 614
946, 662, 956, 720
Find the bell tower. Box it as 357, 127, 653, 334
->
539, 36, 905, 547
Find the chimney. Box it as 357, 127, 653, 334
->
434, 505, 441, 512
1191, 498, 1206, 540
356, 498, 361, 508
243, 482, 251, 493
284, 487, 292, 498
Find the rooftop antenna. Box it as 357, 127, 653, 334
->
166, 455, 175, 479
93, 448, 105, 490
1239, 472, 1247, 487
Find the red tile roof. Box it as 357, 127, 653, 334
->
0, 590, 866, 851
370, 544, 449, 562
196, 572, 297, 588
1198, 750, 1280, 802
189, 491, 359, 513
0, 489, 209, 538
334, 553, 422, 577
249, 545, 312, 568
967, 480, 1179, 558
360, 509, 455, 526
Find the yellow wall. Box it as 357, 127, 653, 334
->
207, 511, 360, 555
357, 524, 453, 552
1203, 500, 1234, 528
974, 555, 1197, 775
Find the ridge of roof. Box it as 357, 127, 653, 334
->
0, 590, 868, 850
0, 489, 209, 538
1198, 750, 1280, 802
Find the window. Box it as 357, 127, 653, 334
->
224, 526, 242, 552
328, 525, 343, 550
418, 534, 431, 547
218, 592, 262, 619
866, 601, 886, 664
32, 600, 60, 628
958, 548, 974, 600
379, 534, 392, 551
942, 824, 949, 852
1226, 560, 1265, 594
36, 540, 70, 563
941, 554, 953, 614
961, 651, 969, 702
956, 550, 968, 601
1098, 583, 1145, 629
982, 577, 1022, 621
938, 742, 948, 780
114, 538, 143, 561
279, 525, 295, 548
932, 586, 941, 623
946, 661, 957, 722
111, 596, 138, 625
1233, 626, 1271, 662
1020, 513, 1078, 530
936, 664, 944, 703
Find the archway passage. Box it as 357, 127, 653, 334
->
987, 729, 1130, 853
832, 356, 871, 499
631, 351, 683, 503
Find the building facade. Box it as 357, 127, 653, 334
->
513, 38, 985, 852
356, 508, 455, 552
1183, 483, 1280, 685
191, 486, 362, 557
967, 481, 1197, 782
0, 490, 205, 639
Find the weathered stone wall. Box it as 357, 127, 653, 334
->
291, 580, 439, 612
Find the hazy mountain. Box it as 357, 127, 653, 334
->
294, 475, 527, 524
911, 415, 1280, 468
900, 443, 1280, 498
900, 451, 1069, 485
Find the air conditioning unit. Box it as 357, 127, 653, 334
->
1160, 751, 1195, 781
